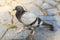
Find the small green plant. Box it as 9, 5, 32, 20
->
9, 24, 17, 29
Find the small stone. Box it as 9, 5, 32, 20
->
25, 4, 44, 16
41, 3, 53, 9
47, 8, 58, 15
57, 5, 60, 10
46, 0, 58, 6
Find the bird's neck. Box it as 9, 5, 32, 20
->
16, 11, 26, 21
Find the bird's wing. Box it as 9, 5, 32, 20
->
20, 12, 37, 25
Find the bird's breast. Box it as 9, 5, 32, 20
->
20, 12, 37, 25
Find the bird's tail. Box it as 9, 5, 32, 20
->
41, 21, 54, 31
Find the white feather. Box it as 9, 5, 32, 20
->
21, 12, 37, 25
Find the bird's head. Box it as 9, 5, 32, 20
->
13, 6, 25, 13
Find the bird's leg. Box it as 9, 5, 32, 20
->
29, 28, 35, 40
30, 30, 35, 40
15, 27, 24, 34
23, 25, 29, 30
42, 22, 54, 31
15, 25, 30, 34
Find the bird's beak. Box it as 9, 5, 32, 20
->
13, 9, 15, 11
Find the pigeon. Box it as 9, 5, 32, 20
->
13, 5, 54, 31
